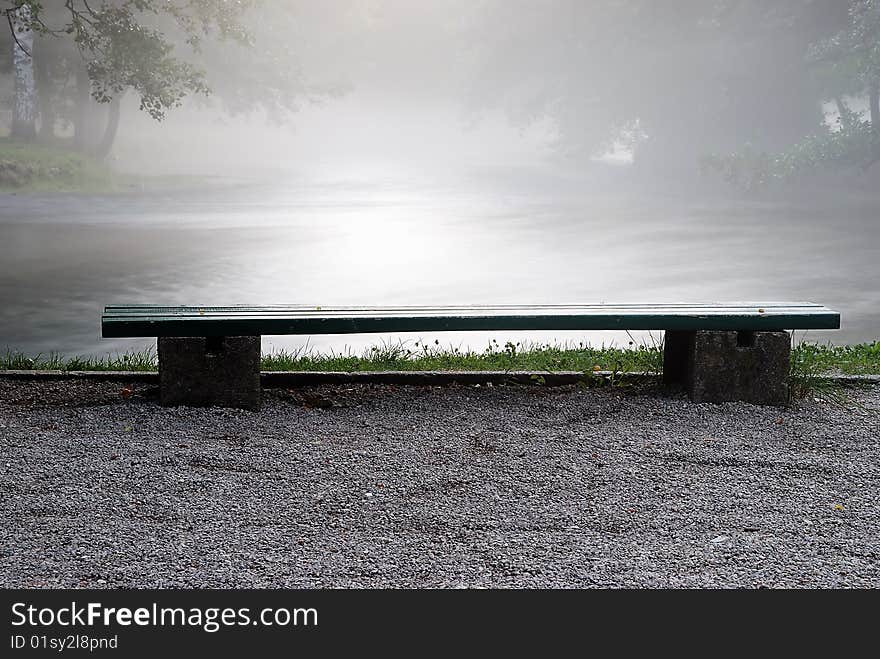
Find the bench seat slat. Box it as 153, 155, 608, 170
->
104, 302, 829, 314
101, 303, 841, 337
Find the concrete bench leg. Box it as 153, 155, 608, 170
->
663, 330, 790, 405
158, 336, 261, 410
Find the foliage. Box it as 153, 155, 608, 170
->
701, 114, 880, 188
1, 1, 253, 120
706, 1, 880, 185
809, 0, 880, 90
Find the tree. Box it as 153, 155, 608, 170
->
461, 1, 851, 179
184, 4, 347, 123
811, 0, 880, 128
9, 3, 36, 138
705, 1, 880, 186
2, 0, 253, 152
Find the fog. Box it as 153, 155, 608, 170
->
110, 1, 557, 181
114, 92, 557, 182
1, 1, 879, 356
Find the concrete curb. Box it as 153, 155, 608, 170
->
261, 370, 635, 387
1, 370, 878, 386
0, 370, 619, 387
0, 370, 160, 383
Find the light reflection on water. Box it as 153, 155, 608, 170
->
0, 178, 877, 357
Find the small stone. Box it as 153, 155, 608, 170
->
711, 535, 729, 544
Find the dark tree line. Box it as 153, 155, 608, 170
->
463, 1, 880, 183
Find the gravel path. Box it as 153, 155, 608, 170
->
1, 378, 878, 588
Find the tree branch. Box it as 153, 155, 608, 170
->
5, 8, 31, 58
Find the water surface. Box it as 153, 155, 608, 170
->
1, 175, 876, 357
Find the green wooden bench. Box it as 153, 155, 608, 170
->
102, 302, 840, 409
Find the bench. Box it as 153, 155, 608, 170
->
101, 302, 841, 409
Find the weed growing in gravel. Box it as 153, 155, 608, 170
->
789, 343, 877, 410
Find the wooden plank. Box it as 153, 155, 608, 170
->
101, 303, 841, 337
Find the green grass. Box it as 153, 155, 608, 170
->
0, 138, 126, 193
3, 340, 879, 376
0, 137, 217, 193
262, 338, 665, 373
788, 342, 880, 407
789, 341, 880, 376
1, 347, 159, 371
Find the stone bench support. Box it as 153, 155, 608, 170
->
663, 330, 790, 405
158, 336, 261, 410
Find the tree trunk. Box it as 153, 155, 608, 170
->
34, 39, 55, 141
94, 95, 122, 158
73, 65, 91, 151
10, 6, 37, 140
869, 81, 879, 134
867, 81, 880, 171
834, 97, 850, 129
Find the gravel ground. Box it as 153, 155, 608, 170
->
1, 378, 878, 588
